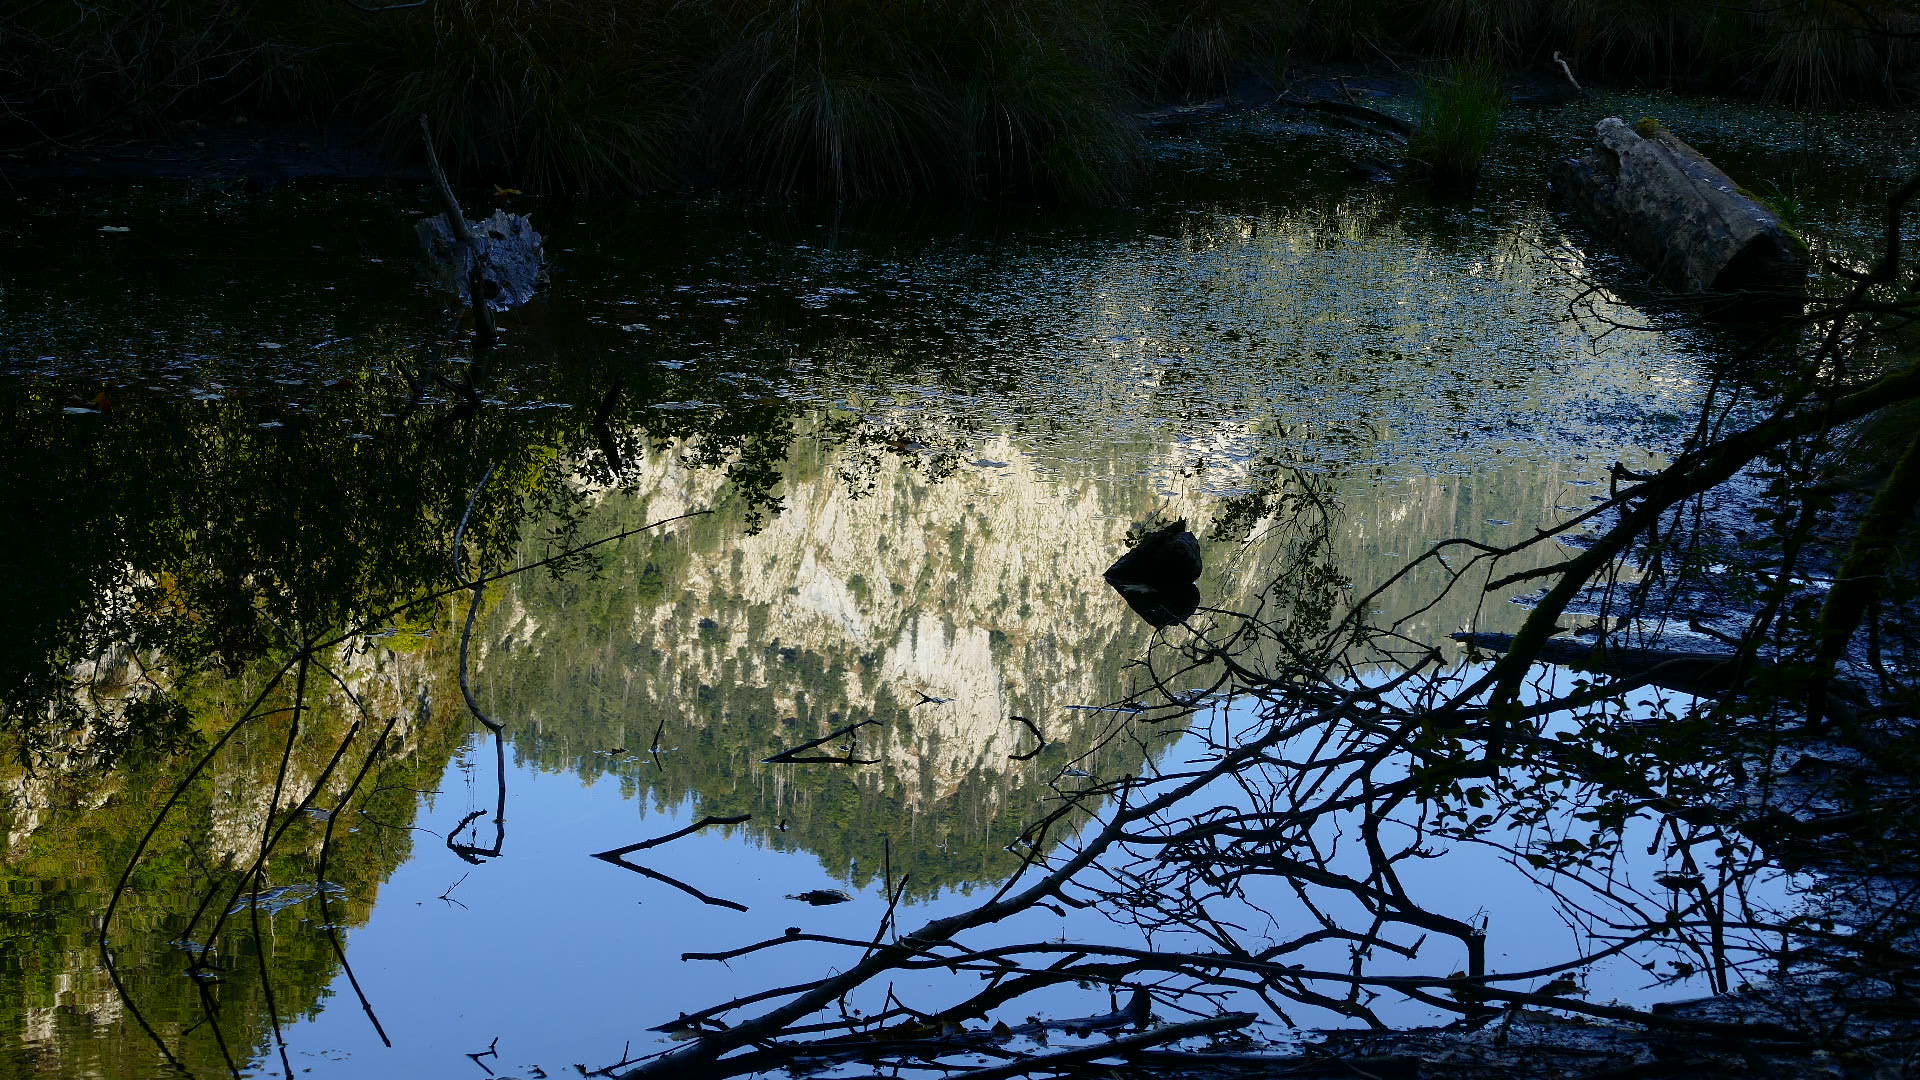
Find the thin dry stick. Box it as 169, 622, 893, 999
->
316, 716, 401, 1047
1009, 715, 1048, 761
419, 113, 496, 351
592, 815, 754, 911
251, 656, 310, 1080
455, 464, 503, 735
313, 511, 713, 654
764, 717, 881, 764
98, 662, 301, 1072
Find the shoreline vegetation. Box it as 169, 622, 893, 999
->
4, 0, 1915, 200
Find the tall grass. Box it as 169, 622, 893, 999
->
2, 0, 1912, 197
1408, 60, 1503, 192
0, 0, 295, 139
348, 0, 690, 193
1136, 0, 1287, 97
692, 0, 1141, 201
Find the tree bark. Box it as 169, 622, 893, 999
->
1554, 117, 1808, 301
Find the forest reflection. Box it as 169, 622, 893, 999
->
1, 149, 1705, 1077
470, 422, 1599, 899
0, 364, 1622, 1076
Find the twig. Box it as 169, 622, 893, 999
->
764, 718, 881, 764
1009, 716, 1047, 761
314, 511, 713, 654
592, 815, 752, 859
592, 816, 753, 911
317, 714, 400, 1047
467, 1036, 501, 1076
439, 873, 472, 908
599, 860, 749, 913
418, 113, 496, 351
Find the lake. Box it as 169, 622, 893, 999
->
2, 88, 1911, 1079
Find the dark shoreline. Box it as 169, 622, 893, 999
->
1, 119, 419, 189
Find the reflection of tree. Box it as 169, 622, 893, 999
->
0, 642, 461, 1079
4, 297, 1136, 1069
0, 310, 817, 1076
0, 344, 809, 765
609, 182, 1920, 1078
31, 498, 710, 1076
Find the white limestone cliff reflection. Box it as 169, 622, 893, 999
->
482, 414, 1614, 820
493, 428, 1230, 809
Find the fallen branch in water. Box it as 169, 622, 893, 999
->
592, 815, 754, 911
593, 814, 752, 860
764, 717, 881, 764
1009, 715, 1048, 761
1272, 95, 1413, 139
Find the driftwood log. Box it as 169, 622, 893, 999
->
1454, 631, 1754, 699
416, 208, 546, 311
1453, 631, 1864, 726
1554, 117, 1808, 301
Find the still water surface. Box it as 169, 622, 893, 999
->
3, 90, 1909, 1077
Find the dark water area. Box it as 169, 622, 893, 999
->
2, 90, 1912, 1078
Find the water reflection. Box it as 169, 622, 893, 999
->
0, 395, 1638, 1076
0, 415, 1665, 1078
0, 103, 1761, 1077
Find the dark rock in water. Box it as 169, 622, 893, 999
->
1112, 581, 1201, 628
416, 209, 547, 311
1108, 520, 1202, 585
1105, 520, 1203, 628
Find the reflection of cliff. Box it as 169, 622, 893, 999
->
1224, 455, 1621, 648
480, 428, 1213, 895
475, 417, 1620, 895
785, 196, 1699, 488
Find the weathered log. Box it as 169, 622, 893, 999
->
1553, 117, 1808, 301
415, 208, 546, 311
1453, 631, 1865, 725
1454, 631, 1754, 699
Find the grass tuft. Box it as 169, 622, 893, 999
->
698, 0, 1140, 201
353, 0, 688, 194
1408, 59, 1503, 192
